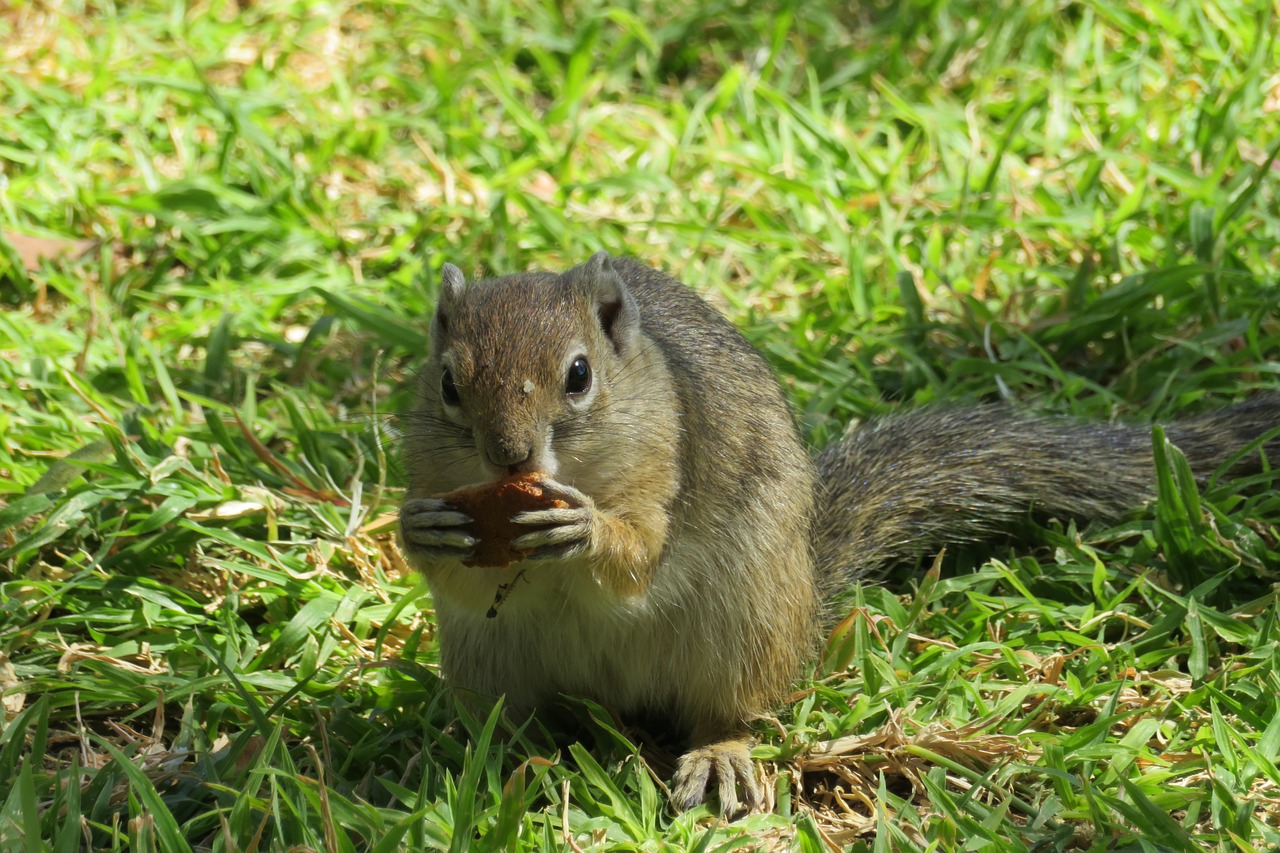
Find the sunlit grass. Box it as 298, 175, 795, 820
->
2, 0, 1278, 849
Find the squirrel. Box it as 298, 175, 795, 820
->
399, 252, 1280, 815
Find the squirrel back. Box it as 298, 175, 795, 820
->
604, 257, 818, 550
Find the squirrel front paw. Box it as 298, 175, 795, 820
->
399, 497, 476, 562
510, 479, 596, 560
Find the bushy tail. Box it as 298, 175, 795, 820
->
813, 395, 1280, 592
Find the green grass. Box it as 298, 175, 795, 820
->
2, 0, 1279, 849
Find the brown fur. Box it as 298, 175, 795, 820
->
401, 254, 816, 812
400, 254, 1278, 815
814, 398, 1280, 598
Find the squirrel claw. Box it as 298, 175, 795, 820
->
530, 479, 592, 507
400, 498, 476, 560
401, 497, 473, 527
510, 481, 596, 557
671, 738, 762, 817
510, 513, 592, 553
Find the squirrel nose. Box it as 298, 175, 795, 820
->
486, 438, 533, 470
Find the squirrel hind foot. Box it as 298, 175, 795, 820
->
671, 737, 762, 817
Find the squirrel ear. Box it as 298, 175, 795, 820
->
432, 263, 466, 342
578, 252, 639, 354
439, 263, 465, 305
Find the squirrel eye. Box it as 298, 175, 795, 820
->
565, 356, 592, 395
440, 367, 460, 405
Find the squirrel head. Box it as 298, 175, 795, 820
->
421, 252, 643, 481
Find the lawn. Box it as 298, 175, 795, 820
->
2, 0, 1279, 849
